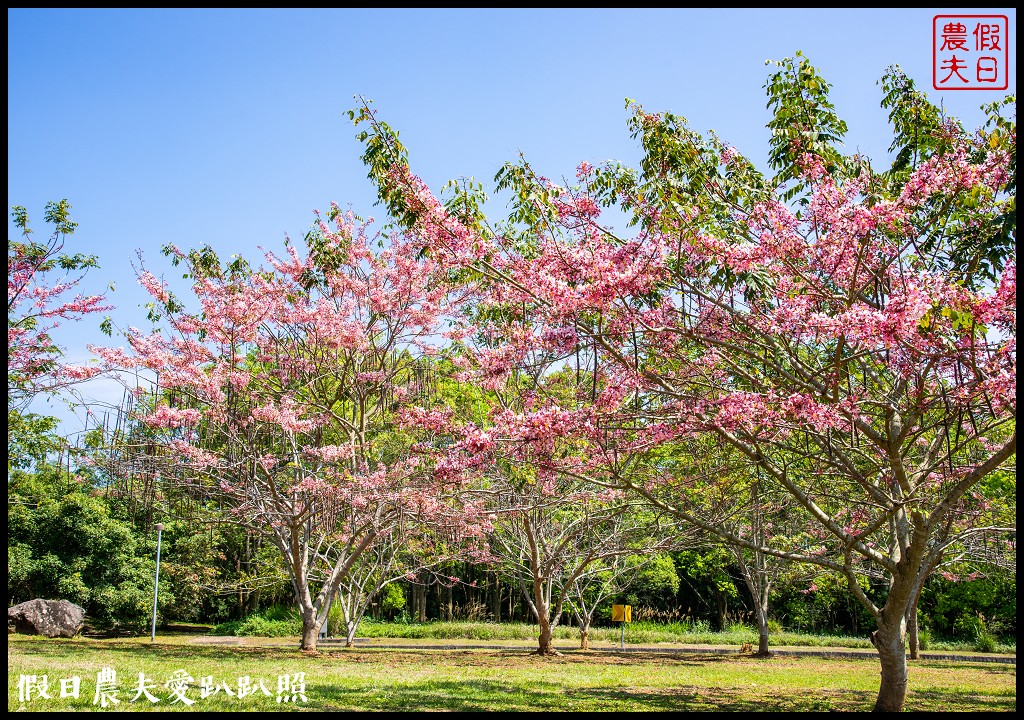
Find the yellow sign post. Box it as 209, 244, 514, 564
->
611, 604, 631, 649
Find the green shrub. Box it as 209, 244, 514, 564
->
972, 616, 1000, 654
210, 619, 243, 635
261, 604, 300, 622
917, 627, 931, 651
211, 607, 302, 637
237, 616, 301, 637
725, 621, 754, 637
689, 618, 712, 635
974, 632, 997, 653
326, 598, 343, 637
922, 573, 1016, 643
622, 554, 681, 611
379, 583, 406, 620
7, 493, 157, 630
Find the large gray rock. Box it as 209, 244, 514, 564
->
8, 599, 85, 638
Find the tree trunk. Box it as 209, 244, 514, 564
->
716, 592, 728, 630
537, 614, 555, 656
754, 608, 771, 657
300, 609, 320, 652
318, 593, 333, 640
752, 587, 772, 656
905, 565, 934, 662
906, 604, 919, 660
345, 621, 358, 647
490, 576, 501, 622
871, 616, 909, 712
529, 579, 557, 656
739, 558, 772, 657
415, 584, 427, 623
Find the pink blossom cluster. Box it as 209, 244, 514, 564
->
143, 405, 203, 429
8, 241, 112, 399
250, 397, 321, 434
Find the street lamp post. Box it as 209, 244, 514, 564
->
151, 523, 164, 642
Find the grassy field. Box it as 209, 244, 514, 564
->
8, 634, 1016, 712
352, 619, 1016, 653
210, 615, 1017, 655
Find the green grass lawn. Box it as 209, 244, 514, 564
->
207, 616, 1016, 655
351, 619, 1016, 654
8, 634, 1016, 712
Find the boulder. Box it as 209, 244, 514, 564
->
8, 599, 85, 638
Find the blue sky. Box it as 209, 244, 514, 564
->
8, 8, 1017, 434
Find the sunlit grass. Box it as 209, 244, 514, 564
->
8, 635, 1015, 712
348, 619, 1015, 654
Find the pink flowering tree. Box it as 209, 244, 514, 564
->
630, 435, 818, 656
401, 322, 682, 656
93, 209, 485, 651
486, 489, 672, 655
329, 509, 490, 646
351, 56, 1015, 711
563, 549, 675, 651
8, 200, 110, 411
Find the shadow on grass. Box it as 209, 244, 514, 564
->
492, 648, 731, 663
10, 640, 1015, 712
10, 638, 301, 662
307, 678, 883, 712
903, 688, 1018, 711
911, 659, 1017, 675
12, 640, 717, 668
310, 679, 1016, 712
